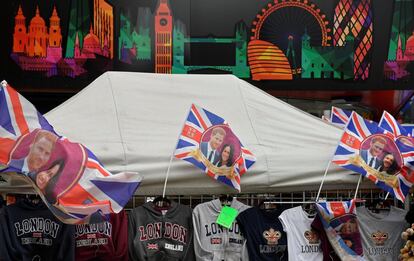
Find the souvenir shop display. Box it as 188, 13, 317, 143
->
356, 205, 408, 261
75, 210, 128, 261
0, 197, 75, 260
279, 205, 323, 261
192, 196, 250, 261
128, 199, 195, 261
236, 203, 287, 260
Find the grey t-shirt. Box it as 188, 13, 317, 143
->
356, 206, 408, 261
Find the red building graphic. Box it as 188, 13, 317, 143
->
11, 4, 112, 78
93, 0, 114, 59
49, 7, 62, 48
27, 7, 48, 57
74, 26, 109, 58
154, 0, 173, 74
384, 33, 414, 80
13, 5, 27, 53
11, 5, 65, 77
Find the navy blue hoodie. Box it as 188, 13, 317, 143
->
0, 199, 75, 261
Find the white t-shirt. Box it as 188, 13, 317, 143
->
279, 206, 323, 261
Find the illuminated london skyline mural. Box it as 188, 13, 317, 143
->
11, 0, 113, 78
1, 0, 413, 92
115, 0, 374, 81
384, 0, 414, 81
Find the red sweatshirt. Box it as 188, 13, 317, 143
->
75, 210, 128, 261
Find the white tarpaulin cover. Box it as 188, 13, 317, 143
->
44, 72, 363, 195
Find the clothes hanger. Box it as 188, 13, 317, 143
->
302, 202, 317, 217
24, 193, 41, 205
367, 197, 390, 214
219, 194, 233, 207
152, 195, 171, 211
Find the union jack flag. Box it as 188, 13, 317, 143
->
379, 111, 411, 137
0, 81, 142, 224
174, 104, 256, 191
330, 106, 352, 127
316, 200, 364, 260
379, 110, 414, 194
379, 111, 414, 166
332, 111, 413, 202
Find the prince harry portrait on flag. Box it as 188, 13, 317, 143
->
8, 129, 87, 205
200, 126, 226, 165
7, 129, 58, 174
360, 136, 387, 169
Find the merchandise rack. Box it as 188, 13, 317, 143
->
123, 188, 406, 211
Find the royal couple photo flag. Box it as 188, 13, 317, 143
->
174, 104, 256, 192
0, 81, 142, 224
332, 111, 414, 202
316, 200, 364, 260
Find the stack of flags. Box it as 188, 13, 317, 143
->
328, 106, 414, 202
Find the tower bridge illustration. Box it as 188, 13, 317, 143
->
172, 22, 250, 78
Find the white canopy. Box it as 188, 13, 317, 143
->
45, 72, 363, 195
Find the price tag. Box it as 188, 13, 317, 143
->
216, 206, 238, 229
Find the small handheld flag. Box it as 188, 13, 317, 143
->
174, 104, 256, 191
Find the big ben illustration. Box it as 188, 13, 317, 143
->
154, 0, 172, 74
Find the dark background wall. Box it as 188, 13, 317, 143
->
0, 0, 411, 113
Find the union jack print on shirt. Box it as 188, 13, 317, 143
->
147, 243, 158, 250
0, 81, 142, 224
330, 106, 352, 127
332, 111, 413, 202
174, 104, 256, 192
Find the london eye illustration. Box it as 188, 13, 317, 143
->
248, 0, 331, 80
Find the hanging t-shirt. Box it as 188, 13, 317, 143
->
75, 210, 128, 261
311, 214, 340, 261
0, 199, 75, 261
279, 206, 323, 261
128, 201, 195, 261
357, 206, 408, 261
237, 206, 287, 261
